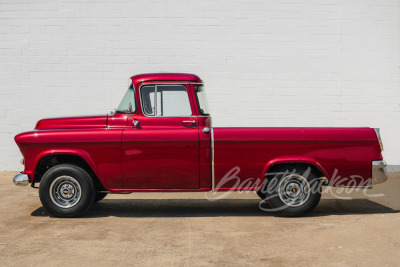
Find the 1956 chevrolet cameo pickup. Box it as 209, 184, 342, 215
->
14, 73, 388, 217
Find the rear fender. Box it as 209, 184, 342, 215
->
260, 157, 329, 186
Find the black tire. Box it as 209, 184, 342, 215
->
256, 190, 267, 200
255, 190, 271, 209
94, 192, 108, 203
39, 164, 95, 218
265, 165, 322, 216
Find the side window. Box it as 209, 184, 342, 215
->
116, 84, 136, 114
141, 85, 156, 115
140, 85, 192, 117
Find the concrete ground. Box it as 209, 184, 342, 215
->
0, 172, 399, 267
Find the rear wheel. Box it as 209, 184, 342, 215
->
39, 164, 95, 217
256, 190, 270, 209
264, 165, 322, 216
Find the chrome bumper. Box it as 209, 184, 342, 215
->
13, 173, 29, 186
371, 160, 388, 185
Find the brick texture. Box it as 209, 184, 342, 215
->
0, 0, 399, 171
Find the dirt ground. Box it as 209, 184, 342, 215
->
0, 172, 399, 266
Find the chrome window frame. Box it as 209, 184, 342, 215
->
194, 84, 210, 116
115, 83, 138, 115
139, 83, 195, 118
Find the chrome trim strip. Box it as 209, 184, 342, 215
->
211, 127, 215, 191
13, 173, 29, 186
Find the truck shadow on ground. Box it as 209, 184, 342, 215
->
31, 198, 399, 218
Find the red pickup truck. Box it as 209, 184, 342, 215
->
14, 73, 388, 217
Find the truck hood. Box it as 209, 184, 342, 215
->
35, 115, 107, 130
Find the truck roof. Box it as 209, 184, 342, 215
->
130, 73, 202, 84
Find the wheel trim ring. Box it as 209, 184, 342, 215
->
278, 173, 311, 207
49, 176, 82, 209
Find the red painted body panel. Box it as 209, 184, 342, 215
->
213, 127, 382, 189
121, 115, 200, 189
15, 126, 124, 190
14, 73, 383, 192
35, 115, 107, 130
130, 73, 201, 84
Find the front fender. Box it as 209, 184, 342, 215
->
30, 149, 108, 190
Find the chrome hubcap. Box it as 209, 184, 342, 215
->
49, 176, 81, 209
278, 174, 311, 207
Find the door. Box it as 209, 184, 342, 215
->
122, 84, 200, 189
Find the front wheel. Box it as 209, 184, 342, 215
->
94, 192, 108, 203
264, 166, 322, 216
39, 164, 95, 218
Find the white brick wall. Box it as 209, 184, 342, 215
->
0, 0, 399, 171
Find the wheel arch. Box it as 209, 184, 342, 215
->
32, 149, 107, 191
261, 157, 329, 183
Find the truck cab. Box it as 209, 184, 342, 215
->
117, 73, 212, 190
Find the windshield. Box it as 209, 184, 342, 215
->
195, 85, 210, 115
116, 84, 136, 114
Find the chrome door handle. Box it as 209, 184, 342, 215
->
182, 120, 196, 127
